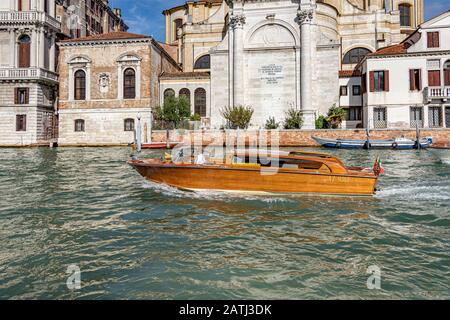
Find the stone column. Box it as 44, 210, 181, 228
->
49, 33, 56, 72
231, 14, 245, 106
297, 3, 316, 129
39, 28, 46, 68
10, 30, 16, 67
31, 29, 38, 67
228, 15, 234, 107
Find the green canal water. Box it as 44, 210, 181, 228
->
0, 147, 449, 299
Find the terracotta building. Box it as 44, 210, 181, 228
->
57, 31, 181, 146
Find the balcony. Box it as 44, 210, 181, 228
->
424, 86, 450, 103
0, 68, 58, 83
0, 11, 60, 30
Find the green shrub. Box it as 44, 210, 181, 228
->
283, 107, 304, 129
190, 113, 202, 121
315, 115, 329, 129
220, 105, 254, 129
265, 117, 280, 130
326, 104, 346, 129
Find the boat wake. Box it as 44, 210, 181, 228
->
376, 185, 450, 201
141, 181, 296, 203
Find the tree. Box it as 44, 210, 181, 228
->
154, 95, 191, 129
220, 105, 254, 129
326, 104, 346, 129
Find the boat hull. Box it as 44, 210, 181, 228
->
312, 136, 430, 150
128, 162, 378, 196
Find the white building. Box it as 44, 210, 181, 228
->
161, 0, 424, 129
359, 10, 450, 129
0, 0, 60, 146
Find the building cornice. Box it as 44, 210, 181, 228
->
366, 50, 450, 59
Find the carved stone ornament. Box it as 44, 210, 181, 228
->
230, 14, 246, 29
98, 73, 110, 93
297, 9, 314, 24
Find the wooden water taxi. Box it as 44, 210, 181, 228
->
128, 149, 381, 196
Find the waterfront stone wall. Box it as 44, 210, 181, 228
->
151, 129, 450, 149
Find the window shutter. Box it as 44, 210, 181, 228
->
427, 33, 432, 48
418, 69, 422, 90
23, 115, 26, 131
384, 70, 390, 92
369, 71, 375, 92
444, 69, 450, 86
409, 69, 414, 91
14, 88, 18, 104
434, 32, 440, 48
25, 88, 29, 104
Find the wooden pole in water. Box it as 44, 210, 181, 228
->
136, 113, 142, 153
365, 128, 370, 150
416, 123, 421, 150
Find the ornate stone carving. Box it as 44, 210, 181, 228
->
297, 9, 314, 24
230, 14, 246, 29
98, 73, 110, 93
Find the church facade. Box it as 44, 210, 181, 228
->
161, 0, 424, 129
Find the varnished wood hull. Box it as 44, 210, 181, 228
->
128, 162, 378, 196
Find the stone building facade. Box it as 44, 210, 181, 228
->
0, 0, 126, 146
161, 0, 424, 129
57, 32, 181, 146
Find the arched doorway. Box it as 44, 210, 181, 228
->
18, 34, 31, 68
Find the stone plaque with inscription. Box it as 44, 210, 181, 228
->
259, 64, 284, 85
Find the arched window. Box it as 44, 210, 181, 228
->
18, 34, 31, 68
399, 4, 412, 27
74, 70, 86, 100
194, 55, 210, 70
124, 118, 135, 132
444, 60, 450, 86
164, 89, 175, 102
194, 88, 207, 117
74, 119, 85, 132
342, 47, 371, 64
123, 68, 136, 99
179, 88, 191, 105
174, 19, 183, 40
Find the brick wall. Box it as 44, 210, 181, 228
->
151, 129, 450, 149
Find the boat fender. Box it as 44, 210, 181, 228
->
392, 142, 398, 149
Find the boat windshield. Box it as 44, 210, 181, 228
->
232, 155, 329, 171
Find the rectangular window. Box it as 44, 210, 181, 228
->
445, 107, 450, 128
373, 107, 387, 128
16, 115, 27, 131
346, 107, 362, 121
372, 71, 385, 92
427, 32, 440, 48
409, 69, 422, 91
15, 88, 29, 104
429, 106, 442, 128
340, 86, 348, 96
352, 85, 361, 96
428, 70, 441, 87
410, 106, 423, 128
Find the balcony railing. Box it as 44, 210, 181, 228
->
0, 11, 60, 30
424, 86, 450, 102
0, 68, 58, 83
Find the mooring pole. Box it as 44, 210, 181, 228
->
166, 129, 170, 149
136, 113, 142, 153
365, 127, 370, 150
416, 123, 421, 150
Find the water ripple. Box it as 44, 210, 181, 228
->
0, 147, 449, 299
